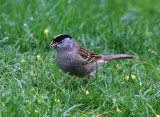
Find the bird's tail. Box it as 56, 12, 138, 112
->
104, 54, 135, 61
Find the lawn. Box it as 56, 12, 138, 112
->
0, 0, 160, 116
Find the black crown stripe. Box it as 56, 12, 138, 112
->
53, 34, 72, 42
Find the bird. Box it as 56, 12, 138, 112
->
49, 34, 135, 88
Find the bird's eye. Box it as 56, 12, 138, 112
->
60, 39, 62, 42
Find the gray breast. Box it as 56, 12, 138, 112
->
55, 52, 87, 77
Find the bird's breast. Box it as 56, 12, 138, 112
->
55, 52, 86, 77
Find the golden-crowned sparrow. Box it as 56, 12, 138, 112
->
49, 34, 135, 87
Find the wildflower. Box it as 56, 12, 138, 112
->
156, 115, 160, 117
35, 110, 39, 114
151, 50, 156, 54
86, 90, 89, 95
131, 75, 136, 80
116, 109, 121, 112
24, 23, 27, 27
42, 96, 47, 99
125, 76, 129, 81
44, 29, 49, 35
148, 49, 156, 54
112, 99, 117, 105
112, 99, 116, 102
21, 59, 26, 62
55, 99, 60, 104
145, 32, 149, 37
37, 55, 42, 61
37, 99, 41, 104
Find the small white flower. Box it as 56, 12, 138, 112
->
37, 55, 42, 61
24, 23, 27, 27
86, 90, 89, 95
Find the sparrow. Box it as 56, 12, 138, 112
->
49, 34, 135, 88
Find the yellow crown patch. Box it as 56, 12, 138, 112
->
54, 34, 62, 38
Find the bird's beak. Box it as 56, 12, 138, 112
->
49, 41, 58, 47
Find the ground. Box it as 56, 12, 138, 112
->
0, 0, 160, 116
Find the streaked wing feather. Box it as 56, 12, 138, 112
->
78, 46, 102, 64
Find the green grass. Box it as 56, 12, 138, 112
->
0, 0, 160, 116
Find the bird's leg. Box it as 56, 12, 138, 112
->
85, 75, 93, 89
68, 76, 76, 83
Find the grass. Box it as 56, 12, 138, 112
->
0, 0, 160, 116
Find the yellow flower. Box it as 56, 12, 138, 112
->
125, 76, 129, 81
44, 29, 49, 35
156, 115, 160, 117
112, 99, 116, 102
37, 99, 41, 104
86, 90, 89, 95
112, 99, 116, 105
21, 59, 26, 62
55, 99, 60, 104
145, 32, 149, 37
116, 109, 121, 112
131, 75, 136, 80
37, 55, 42, 61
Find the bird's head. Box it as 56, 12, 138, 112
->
49, 34, 74, 52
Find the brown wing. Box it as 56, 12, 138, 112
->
78, 46, 102, 64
